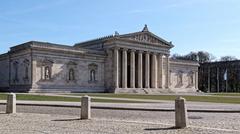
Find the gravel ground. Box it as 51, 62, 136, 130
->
0, 105, 239, 134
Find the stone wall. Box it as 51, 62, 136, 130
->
9, 49, 32, 86
0, 54, 10, 89
30, 50, 106, 93
0, 49, 32, 92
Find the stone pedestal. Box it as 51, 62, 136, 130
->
175, 96, 188, 128
81, 95, 91, 119
6, 93, 16, 114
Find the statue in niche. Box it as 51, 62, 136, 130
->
90, 69, 96, 82
69, 68, 75, 81
44, 66, 51, 80
88, 63, 98, 83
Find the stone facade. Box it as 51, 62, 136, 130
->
0, 25, 199, 93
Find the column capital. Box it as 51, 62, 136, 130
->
122, 48, 128, 51
113, 47, 120, 50
151, 52, 158, 55
130, 49, 136, 52
138, 50, 144, 53
145, 51, 150, 54
158, 53, 164, 56
165, 54, 170, 57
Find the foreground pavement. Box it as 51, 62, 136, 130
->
0, 105, 240, 134
0, 110, 240, 134
0, 100, 240, 112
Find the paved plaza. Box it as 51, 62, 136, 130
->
0, 104, 240, 134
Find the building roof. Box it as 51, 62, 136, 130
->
9, 41, 105, 55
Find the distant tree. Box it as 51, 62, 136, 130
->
171, 53, 183, 60
220, 56, 238, 61
171, 51, 215, 63
185, 52, 198, 61
171, 54, 178, 59
197, 51, 216, 63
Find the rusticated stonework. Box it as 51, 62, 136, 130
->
0, 25, 199, 93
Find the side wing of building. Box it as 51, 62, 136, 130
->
0, 41, 107, 93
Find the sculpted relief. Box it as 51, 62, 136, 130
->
128, 34, 162, 44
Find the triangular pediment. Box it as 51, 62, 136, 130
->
119, 32, 172, 47
74, 25, 174, 48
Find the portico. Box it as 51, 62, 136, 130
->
113, 47, 170, 90
108, 25, 174, 91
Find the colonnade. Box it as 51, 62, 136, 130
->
113, 47, 170, 89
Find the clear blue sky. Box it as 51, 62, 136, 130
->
0, 0, 240, 59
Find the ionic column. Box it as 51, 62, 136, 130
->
145, 52, 150, 88
122, 49, 128, 88
113, 48, 119, 88
130, 50, 135, 88
137, 51, 143, 88
151, 53, 157, 88
165, 55, 170, 89
158, 54, 163, 88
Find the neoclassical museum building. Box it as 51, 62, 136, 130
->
0, 25, 199, 93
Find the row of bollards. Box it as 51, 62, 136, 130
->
81, 95, 189, 129
5, 93, 187, 129
4, 93, 92, 120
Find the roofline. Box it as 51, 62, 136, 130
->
9, 41, 105, 55
170, 58, 199, 66
200, 60, 240, 65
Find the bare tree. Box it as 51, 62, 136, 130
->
171, 51, 215, 63
220, 56, 238, 61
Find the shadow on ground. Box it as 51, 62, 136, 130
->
52, 118, 81, 122
144, 126, 177, 131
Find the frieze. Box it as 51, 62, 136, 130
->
128, 33, 162, 44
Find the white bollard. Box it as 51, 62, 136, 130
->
81, 95, 91, 119
6, 93, 16, 114
175, 96, 188, 128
